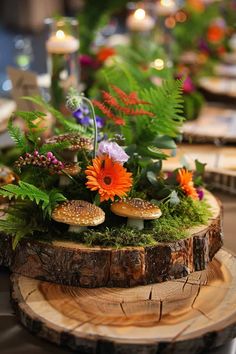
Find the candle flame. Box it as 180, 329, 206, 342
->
134, 8, 146, 20
56, 30, 65, 39
151, 58, 165, 70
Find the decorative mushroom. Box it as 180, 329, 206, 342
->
0, 166, 19, 204
52, 200, 105, 233
45, 133, 93, 162
58, 162, 81, 186
111, 198, 162, 230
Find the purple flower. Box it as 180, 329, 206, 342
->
198, 38, 209, 53
73, 105, 105, 129
183, 76, 195, 94
96, 116, 104, 129
15, 151, 64, 172
197, 188, 204, 201
79, 54, 94, 67
79, 54, 100, 69
97, 141, 129, 164
73, 104, 90, 126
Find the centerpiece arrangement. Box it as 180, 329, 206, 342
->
0, 76, 222, 287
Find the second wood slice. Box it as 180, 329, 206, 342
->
11, 249, 236, 354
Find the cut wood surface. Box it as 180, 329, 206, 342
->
163, 144, 236, 195
183, 104, 236, 143
11, 249, 236, 354
0, 191, 223, 287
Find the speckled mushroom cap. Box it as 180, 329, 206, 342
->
0, 166, 18, 185
58, 163, 81, 176
111, 198, 162, 220
45, 133, 93, 152
52, 200, 105, 226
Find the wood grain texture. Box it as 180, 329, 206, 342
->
10, 249, 236, 354
1, 191, 223, 287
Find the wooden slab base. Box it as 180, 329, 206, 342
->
1, 191, 223, 287
11, 249, 236, 354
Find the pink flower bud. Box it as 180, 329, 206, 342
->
46, 152, 54, 159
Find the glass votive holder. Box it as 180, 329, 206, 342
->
45, 17, 80, 110
126, 2, 156, 33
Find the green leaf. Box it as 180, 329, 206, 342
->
94, 193, 101, 206
152, 136, 177, 149
146, 171, 158, 186
147, 146, 169, 160
169, 191, 180, 205
195, 159, 207, 175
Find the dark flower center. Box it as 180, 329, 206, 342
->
104, 176, 112, 185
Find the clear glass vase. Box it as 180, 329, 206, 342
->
45, 17, 80, 111
126, 2, 156, 51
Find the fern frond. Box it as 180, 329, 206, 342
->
8, 117, 28, 152
140, 79, 184, 137
23, 96, 88, 135
0, 181, 67, 216
0, 202, 48, 249
16, 111, 46, 128
93, 99, 125, 125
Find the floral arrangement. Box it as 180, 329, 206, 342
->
0, 78, 210, 249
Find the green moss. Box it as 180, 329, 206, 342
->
151, 197, 212, 242
53, 197, 212, 248
67, 227, 157, 248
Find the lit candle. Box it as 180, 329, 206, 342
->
46, 29, 79, 54
156, 0, 178, 16
126, 8, 155, 32
150, 58, 165, 70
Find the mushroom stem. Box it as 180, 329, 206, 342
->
83, 96, 97, 158
59, 175, 70, 187
72, 153, 78, 163
127, 218, 144, 230
68, 225, 87, 233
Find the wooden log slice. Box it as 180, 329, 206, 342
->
183, 104, 236, 144
1, 191, 223, 287
10, 249, 236, 354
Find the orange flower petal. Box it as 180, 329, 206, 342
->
85, 155, 133, 202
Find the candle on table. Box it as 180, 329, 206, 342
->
126, 8, 155, 32
46, 29, 79, 54
156, 0, 178, 16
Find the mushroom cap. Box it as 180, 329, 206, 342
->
0, 166, 18, 186
111, 198, 162, 220
45, 134, 93, 152
52, 200, 105, 226
59, 163, 81, 176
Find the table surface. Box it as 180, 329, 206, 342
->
0, 191, 236, 354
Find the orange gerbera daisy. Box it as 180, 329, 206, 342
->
85, 155, 133, 202
177, 168, 198, 199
